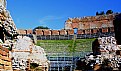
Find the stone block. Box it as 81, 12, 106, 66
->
51, 30, 59, 35
26, 29, 33, 34
67, 30, 74, 35
77, 30, 83, 35
59, 30, 67, 35
17, 29, 26, 35
43, 29, 51, 35
34, 29, 43, 35
102, 28, 108, 33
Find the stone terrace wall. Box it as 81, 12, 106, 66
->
18, 27, 114, 36
18, 29, 75, 35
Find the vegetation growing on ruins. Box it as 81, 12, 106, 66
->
106, 10, 113, 15
96, 10, 113, 15
30, 63, 39, 69
36, 38, 96, 55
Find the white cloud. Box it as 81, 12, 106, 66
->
39, 15, 65, 27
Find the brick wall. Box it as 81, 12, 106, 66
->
18, 14, 117, 36
67, 30, 74, 35
85, 29, 90, 34
26, 29, 33, 34
102, 28, 108, 33
110, 27, 114, 32
93, 29, 98, 34
51, 30, 59, 35
72, 23, 79, 29
77, 30, 83, 35
0, 45, 12, 70
59, 30, 67, 35
34, 29, 43, 35
65, 14, 116, 30
18, 29, 26, 35
43, 30, 51, 35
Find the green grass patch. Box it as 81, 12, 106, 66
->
36, 38, 95, 55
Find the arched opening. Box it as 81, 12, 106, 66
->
83, 30, 85, 34
108, 27, 110, 33
99, 28, 102, 33
42, 30, 44, 35
91, 29, 93, 34
74, 28, 78, 34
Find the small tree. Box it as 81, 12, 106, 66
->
33, 26, 49, 32
106, 10, 113, 15
96, 12, 99, 15
34, 26, 49, 30
96, 11, 105, 15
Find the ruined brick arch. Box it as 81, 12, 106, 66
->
42, 30, 44, 35
18, 14, 118, 36
73, 28, 78, 34
18, 26, 115, 37
91, 29, 93, 34
82, 30, 85, 34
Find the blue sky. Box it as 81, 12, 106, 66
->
7, 0, 121, 30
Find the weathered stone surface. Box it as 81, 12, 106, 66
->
51, 30, 59, 35
0, 0, 18, 37
65, 14, 117, 30
66, 29, 74, 35
92, 36, 118, 55
113, 13, 121, 45
59, 30, 67, 35
17, 29, 26, 35
34, 29, 43, 35
0, 0, 6, 7
0, 1, 49, 71
43, 29, 51, 35
26, 29, 33, 34
76, 36, 121, 70
12, 36, 49, 70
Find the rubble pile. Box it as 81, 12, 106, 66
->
76, 36, 121, 71
12, 36, 49, 71
93, 36, 119, 55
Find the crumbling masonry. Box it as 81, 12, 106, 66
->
0, 0, 49, 71
18, 14, 116, 36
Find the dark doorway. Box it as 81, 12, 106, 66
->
91, 29, 93, 34
0, 27, 4, 42
99, 29, 102, 33
108, 27, 110, 33
83, 30, 85, 34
